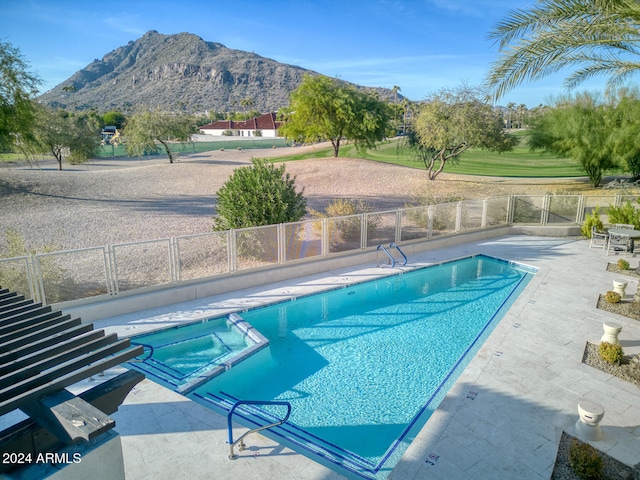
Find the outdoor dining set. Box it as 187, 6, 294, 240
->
590, 223, 640, 254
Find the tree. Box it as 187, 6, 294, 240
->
124, 110, 196, 163
213, 158, 307, 230
61, 84, 77, 110
390, 85, 403, 132
278, 75, 390, 157
0, 41, 40, 152
515, 104, 529, 128
34, 107, 101, 170
409, 86, 517, 180
505, 102, 516, 129
102, 111, 127, 130
239, 97, 255, 120
528, 92, 616, 187
609, 89, 640, 178
485, 0, 640, 101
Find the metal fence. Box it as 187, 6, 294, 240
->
97, 138, 291, 158
0, 194, 634, 306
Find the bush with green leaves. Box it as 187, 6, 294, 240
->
213, 158, 307, 231
581, 206, 604, 238
599, 341, 624, 364
607, 199, 640, 230
569, 439, 603, 480
617, 258, 630, 270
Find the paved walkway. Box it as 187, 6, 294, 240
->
91, 235, 640, 480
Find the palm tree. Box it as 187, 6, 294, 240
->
392, 85, 401, 130
61, 84, 77, 110
240, 97, 255, 120
485, 0, 640, 101
505, 102, 516, 128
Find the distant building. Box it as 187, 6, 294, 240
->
199, 112, 283, 138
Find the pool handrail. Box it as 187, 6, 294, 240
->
389, 242, 408, 266
377, 243, 408, 268
227, 399, 292, 459
376, 244, 395, 267
127, 343, 154, 362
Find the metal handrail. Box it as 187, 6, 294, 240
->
389, 242, 408, 266
128, 343, 154, 362
377, 244, 395, 268
227, 399, 292, 459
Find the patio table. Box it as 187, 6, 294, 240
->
607, 227, 640, 253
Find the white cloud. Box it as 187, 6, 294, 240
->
104, 16, 147, 37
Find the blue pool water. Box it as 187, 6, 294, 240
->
130, 255, 535, 479
128, 314, 264, 393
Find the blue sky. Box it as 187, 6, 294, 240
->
1, 0, 611, 108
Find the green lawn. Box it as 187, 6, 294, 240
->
267, 134, 622, 178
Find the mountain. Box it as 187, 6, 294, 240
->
37, 30, 400, 114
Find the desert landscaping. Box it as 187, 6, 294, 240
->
0, 142, 626, 254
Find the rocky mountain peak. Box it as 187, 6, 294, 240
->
38, 31, 400, 114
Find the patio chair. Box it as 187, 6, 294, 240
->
613, 223, 635, 230
589, 226, 609, 250
607, 232, 631, 255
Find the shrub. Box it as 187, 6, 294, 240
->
309, 198, 380, 243
581, 206, 604, 238
605, 290, 621, 303
599, 341, 624, 364
213, 158, 307, 231
617, 259, 630, 270
569, 439, 603, 479
0, 228, 72, 302
607, 199, 640, 230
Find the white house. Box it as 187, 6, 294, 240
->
199, 112, 283, 138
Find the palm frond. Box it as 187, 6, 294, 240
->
485, 0, 640, 100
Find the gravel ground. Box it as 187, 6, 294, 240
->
0, 143, 611, 253
551, 431, 637, 480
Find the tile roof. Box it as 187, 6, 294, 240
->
200, 113, 282, 131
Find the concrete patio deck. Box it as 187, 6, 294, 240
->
92, 235, 640, 479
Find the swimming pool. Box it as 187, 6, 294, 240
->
130, 254, 535, 479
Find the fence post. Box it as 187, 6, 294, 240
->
109, 245, 120, 295
322, 218, 329, 256
576, 195, 585, 224
277, 224, 285, 264
361, 214, 367, 250
541, 195, 550, 225
395, 210, 402, 243
481, 199, 488, 228
26, 255, 41, 303
427, 205, 433, 239
32, 255, 47, 305
455, 201, 463, 232
102, 247, 114, 296
170, 237, 179, 283
229, 229, 237, 273
507, 196, 514, 224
